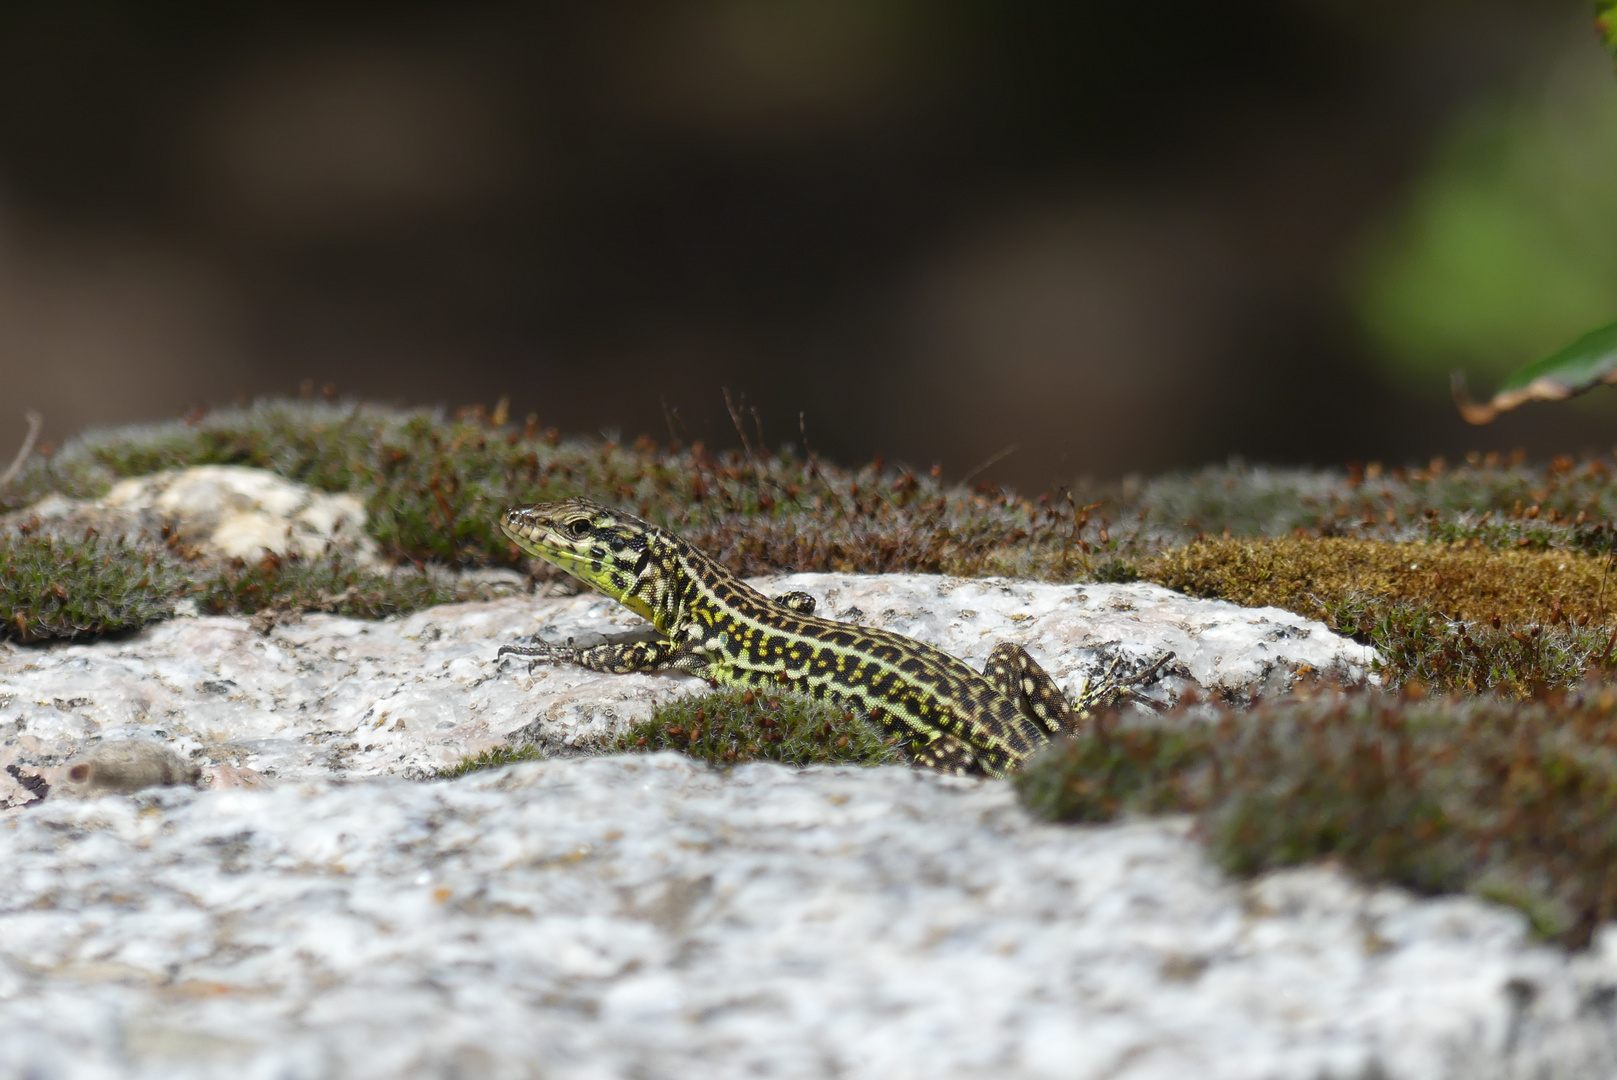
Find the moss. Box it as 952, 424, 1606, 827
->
12, 400, 1617, 594
2, 399, 1030, 573
1137, 536, 1617, 695
1010, 718, 1216, 823
198, 552, 465, 620
1141, 537, 1616, 627
21, 398, 1617, 945
13, 401, 1617, 692
611, 687, 902, 768
0, 533, 186, 642
1197, 707, 1472, 896
1323, 595, 1616, 697
0, 534, 489, 645
430, 744, 546, 780
430, 688, 899, 780
1114, 455, 1617, 558
1017, 689, 1617, 949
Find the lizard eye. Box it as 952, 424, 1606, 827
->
567, 519, 591, 539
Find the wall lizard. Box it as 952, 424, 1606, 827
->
497, 497, 1165, 777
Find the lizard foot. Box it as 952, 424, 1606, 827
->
1071, 651, 1175, 718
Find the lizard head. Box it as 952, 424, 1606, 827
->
500, 498, 664, 621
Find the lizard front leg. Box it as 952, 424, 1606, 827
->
498, 637, 711, 678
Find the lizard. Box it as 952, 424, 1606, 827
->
495, 497, 1167, 777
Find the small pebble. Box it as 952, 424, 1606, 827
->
60, 740, 201, 796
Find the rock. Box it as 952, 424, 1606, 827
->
0, 755, 1611, 1078
4, 465, 378, 564
0, 575, 1375, 806
771, 572, 1374, 702
59, 739, 201, 797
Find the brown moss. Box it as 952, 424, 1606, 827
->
14, 400, 1617, 668
1017, 687, 1617, 949
1142, 537, 1616, 627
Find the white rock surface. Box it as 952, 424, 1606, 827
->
1, 755, 1613, 1080
779, 573, 1371, 701
0, 575, 1374, 806
7, 465, 377, 564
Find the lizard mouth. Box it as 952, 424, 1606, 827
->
501, 508, 579, 562
497, 499, 660, 625
499, 503, 633, 605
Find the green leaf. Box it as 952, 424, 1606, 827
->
1600, 1, 1617, 64
1452, 319, 1617, 423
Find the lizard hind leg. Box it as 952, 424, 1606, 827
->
983, 642, 1077, 736
906, 732, 985, 777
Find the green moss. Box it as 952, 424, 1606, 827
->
1010, 718, 1215, 823
1473, 873, 1580, 943
430, 688, 899, 781
20, 398, 1617, 946
431, 744, 547, 780
1323, 595, 1616, 697
0, 399, 1066, 577
0, 533, 186, 642
1108, 456, 1617, 560
611, 687, 902, 768
0, 534, 486, 645
1018, 690, 1617, 948
198, 553, 465, 620
14, 400, 1617, 691
1197, 708, 1471, 896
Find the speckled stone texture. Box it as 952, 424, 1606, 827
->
0, 573, 1374, 806
1, 755, 1614, 1080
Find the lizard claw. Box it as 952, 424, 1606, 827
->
497, 639, 559, 670
1072, 651, 1175, 716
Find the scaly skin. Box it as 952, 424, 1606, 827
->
497, 497, 1164, 777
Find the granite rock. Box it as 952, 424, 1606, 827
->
0, 755, 1611, 1079
0, 574, 1375, 807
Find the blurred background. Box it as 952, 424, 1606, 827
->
0, 0, 1613, 492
